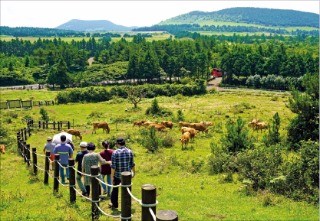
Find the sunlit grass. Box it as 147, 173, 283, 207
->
1, 88, 318, 220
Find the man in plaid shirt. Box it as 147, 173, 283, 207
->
109, 138, 135, 209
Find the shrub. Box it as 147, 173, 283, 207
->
263, 112, 281, 146
221, 117, 253, 153
39, 108, 49, 121
208, 142, 232, 174
139, 127, 160, 153
160, 133, 175, 148
176, 109, 185, 122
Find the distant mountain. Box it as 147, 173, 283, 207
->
56, 19, 134, 32
159, 7, 319, 28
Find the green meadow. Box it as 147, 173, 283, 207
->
0, 88, 318, 220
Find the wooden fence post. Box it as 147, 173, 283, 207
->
58, 122, 61, 131
44, 152, 50, 184
91, 166, 100, 220
53, 121, 56, 130
156, 210, 178, 221
24, 128, 27, 139
141, 184, 157, 221
20, 129, 24, 141
69, 159, 76, 203
17, 132, 21, 154
121, 171, 132, 221
26, 144, 31, 166
46, 121, 49, 129
42, 121, 45, 129
67, 121, 70, 129
32, 148, 37, 175
27, 126, 31, 137
53, 154, 60, 193
22, 141, 27, 162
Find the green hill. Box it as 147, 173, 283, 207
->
56, 19, 134, 32
159, 7, 319, 28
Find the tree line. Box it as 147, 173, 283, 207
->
0, 33, 318, 89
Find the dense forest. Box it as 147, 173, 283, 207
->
0, 33, 318, 91
162, 7, 319, 28
134, 24, 318, 36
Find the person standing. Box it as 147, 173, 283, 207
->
82, 142, 111, 196
109, 138, 135, 209
100, 140, 114, 196
75, 141, 89, 196
53, 135, 73, 184
43, 136, 55, 170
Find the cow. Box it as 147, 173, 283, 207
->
200, 121, 213, 127
133, 120, 145, 127
180, 132, 191, 149
0, 144, 5, 154
255, 122, 268, 131
143, 121, 157, 127
248, 119, 260, 129
181, 127, 197, 140
66, 129, 82, 140
179, 121, 192, 127
189, 123, 209, 133
161, 121, 173, 129
92, 122, 110, 134
148, 123, 167, 132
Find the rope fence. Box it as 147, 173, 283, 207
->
16, 128, 179, 221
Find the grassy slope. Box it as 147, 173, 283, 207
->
0, 89, 318, 220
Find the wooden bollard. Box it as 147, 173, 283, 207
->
141, 184, 157, 221
26, 144, 31, 166
91, 166, 100, 220
32, 148, 37, 175
121, 171, 132, 221
44, 152, 50, 184
156, 210, 178, 221
69, 159, 76, 203
53, 154, 60, 193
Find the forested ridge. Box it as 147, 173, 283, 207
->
0, 33, 318, 90
160, 7, 319, 28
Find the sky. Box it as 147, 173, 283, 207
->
1, 1, 319, 28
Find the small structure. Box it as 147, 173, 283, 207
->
211, 68, 223, 78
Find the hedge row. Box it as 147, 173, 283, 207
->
56, 81, 206, 104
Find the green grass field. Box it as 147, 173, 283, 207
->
0, 88, 318, 220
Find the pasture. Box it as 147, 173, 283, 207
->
1, 88, 318, 220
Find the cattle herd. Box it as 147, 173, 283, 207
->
60, 119, 268, 150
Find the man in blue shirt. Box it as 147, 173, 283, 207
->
53, 135, 73, 184
109, 138, 135, 209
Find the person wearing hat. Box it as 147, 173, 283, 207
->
75, 141, 89, 196
100, 140, 114, 197
109, 138, 135, 209
43, 136, 56, 170
82, 142, 111, 196
53, 135, 74, 184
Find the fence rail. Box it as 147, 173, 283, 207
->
16, 126, 178, 221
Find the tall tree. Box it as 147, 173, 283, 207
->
47, 58, 69, 89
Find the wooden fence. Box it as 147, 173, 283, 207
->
16, 126, 178, 221
27, 120, 70, 131
0, 100, 55, 110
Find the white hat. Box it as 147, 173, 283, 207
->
80, 142, 88, 148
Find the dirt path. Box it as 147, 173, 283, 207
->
207, 77, 222, 91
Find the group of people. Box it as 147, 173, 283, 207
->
44, 135, 135, 209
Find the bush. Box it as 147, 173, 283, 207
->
40, 108, 49, 121
208, 143, 232, 174
176, 110, 185, 122
139, 127, 160, 153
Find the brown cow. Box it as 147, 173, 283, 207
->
179, 121, 192, 127
149, 123, 167, 132
181, 127, 197, 140
248, 119, 260, 129
255, 122, 268, 131
0, 144, 5, 154
180, 132, 190, 149
200, 121, 213, 127
133, 120, 145, 127
189, 123, 209, 133
66, 129, 82, 140
92, 122, 110, 134
161, 121, 173, 129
